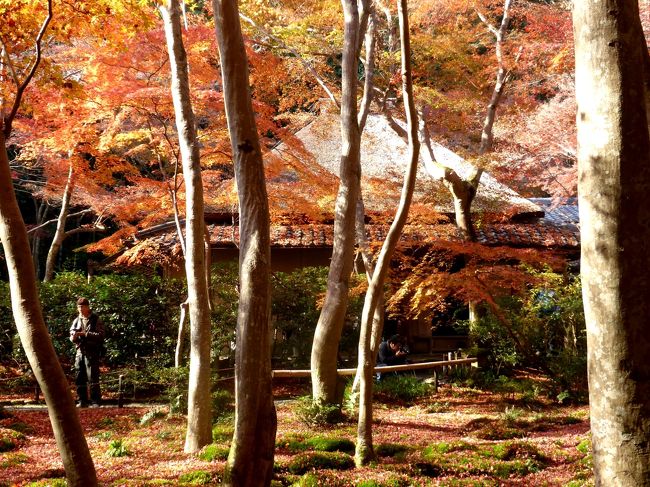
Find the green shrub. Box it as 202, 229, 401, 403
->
287, 451, 355, 475
212, 389, 235, 421
374, 375, 432, 403
295, 396, 346, 427
178, 470, 212, 485
198, 444, 230, 462
106, 439, 130, 457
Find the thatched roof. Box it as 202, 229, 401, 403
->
272, 111, 542, 218
107, 113, 580, 270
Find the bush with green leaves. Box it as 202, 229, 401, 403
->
374, 375, 432, 403
106, 439, 130, 457
212, 389, 234, 421
295, 396, 347, 427
469, 271, 586, 395
1, 271, 185, 366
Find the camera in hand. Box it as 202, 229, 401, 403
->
399, 345, 410, 355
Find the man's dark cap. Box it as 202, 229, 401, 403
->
77, 297, 90, 306
388, 334, 402, 344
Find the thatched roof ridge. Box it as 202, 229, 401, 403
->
273, 111, 542, 218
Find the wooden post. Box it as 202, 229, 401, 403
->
432, 370, 438, 393
118, 374, 124, 408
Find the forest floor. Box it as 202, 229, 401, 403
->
0, 373, 593, 486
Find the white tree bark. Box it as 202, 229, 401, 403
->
355, 0, 420, 466
573, 1, 650, 484
159, 0, 213, 453
43, 158, 74, 282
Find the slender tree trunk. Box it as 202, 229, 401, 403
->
44, 158, 74, 282
311, 0, 364, 406
175, 300, 189, 368
573, 2, 650, 485
160, 0, 213, 452
356, 0, 420, 465
213, 2, 276, 485
0, 132, 98, 485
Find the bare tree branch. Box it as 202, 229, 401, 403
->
3, 0, 53, 137
238, 12, 340, 108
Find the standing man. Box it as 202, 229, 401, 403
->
70, 297, 105, 407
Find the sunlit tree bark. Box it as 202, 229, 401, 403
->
355, 0, 419, 465
159, 0, 213, 452
573, 1, 650, 484
310, 0, 367, 406
213, 1, 277, 485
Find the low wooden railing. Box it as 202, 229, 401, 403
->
272, 357, 477, 378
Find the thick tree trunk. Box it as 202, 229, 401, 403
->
356, 0, 420, 465
160, 0, 213, 453
43, 159, 74, 282
0, 132, 97, 485
573, 2, 650, 485
310, 0, 363, 406
213, 2, 277, 485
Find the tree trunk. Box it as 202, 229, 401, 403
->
160, 0, 213, 453
175, 300, 189, 368
0, 132, 98, 486
43, 158, 74, 282
356, 0, 420, 465
310, 0, 364, 406
573, 2, 650, 484
213, 2, 277, 485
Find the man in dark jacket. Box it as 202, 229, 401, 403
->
70, 297, 105, 407
376, 334, 409, 380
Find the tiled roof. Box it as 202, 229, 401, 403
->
113, 218, 580, 269
528, 198, 579, 228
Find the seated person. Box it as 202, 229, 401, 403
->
376, 335, 409, 379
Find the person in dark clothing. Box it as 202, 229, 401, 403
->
378, 334, 408, 365
376, 334, 409, 380
70, 297, 105, 407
